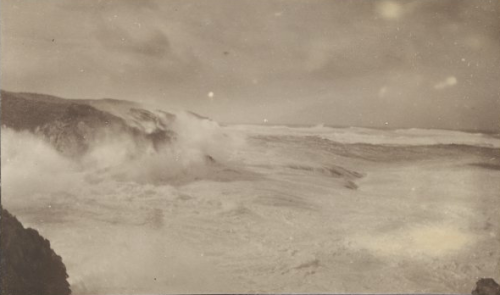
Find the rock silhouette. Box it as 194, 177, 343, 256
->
1, 206, 71, 295
472, 278, 500, 295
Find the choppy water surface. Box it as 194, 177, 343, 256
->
2, 124, 500, 294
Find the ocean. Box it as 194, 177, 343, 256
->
2, 123, 500, 294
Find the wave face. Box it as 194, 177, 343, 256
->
2, 91, 178, 157
1, 91, 242, 187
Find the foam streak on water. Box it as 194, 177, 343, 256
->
228, 124, 500, 148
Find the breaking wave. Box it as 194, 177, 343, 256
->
228, 124, 500, 148
1, 111, 244, 198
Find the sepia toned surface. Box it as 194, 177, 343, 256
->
1, 0, 500, 294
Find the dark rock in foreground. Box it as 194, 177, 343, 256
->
1, 206, 71, 295
472, 278, 500, 295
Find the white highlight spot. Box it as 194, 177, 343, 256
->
352, 224, 471, 258
376, 1, 403, 20
207, 92, 214, 98
434, 76, 458, 90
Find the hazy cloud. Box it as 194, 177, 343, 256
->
1, 0, 499, 131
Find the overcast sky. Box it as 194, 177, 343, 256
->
1, 0, 499, 131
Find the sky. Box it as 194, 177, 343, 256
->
1, 0, 500, 131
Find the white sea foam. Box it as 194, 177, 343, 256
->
227, 124, 500, 148
1, 111, 244, 197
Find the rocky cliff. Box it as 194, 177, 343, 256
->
0, 206, 71, 295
